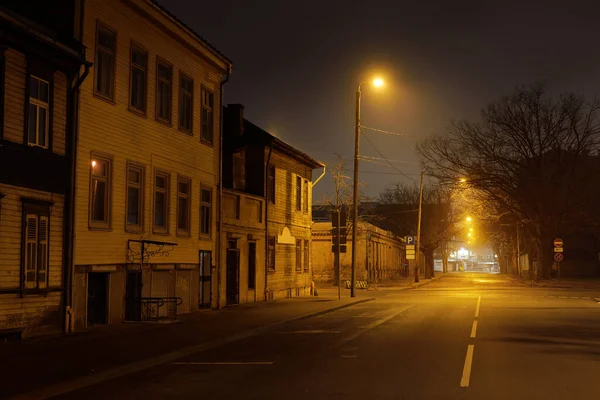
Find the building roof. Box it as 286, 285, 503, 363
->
149, 0, 233, 66
242, 119, 325, 169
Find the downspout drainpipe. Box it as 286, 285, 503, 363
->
216, 65, 232, 309
65, 52, 90, 334
264, 142, 273, 301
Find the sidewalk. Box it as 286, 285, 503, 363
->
316, 273, 447, 296
511, 276, 600, 290
0, 295, 372, 400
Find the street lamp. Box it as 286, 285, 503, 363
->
351, 77, 384, 298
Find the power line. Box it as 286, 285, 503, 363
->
361, 132, 418, 182
358, 155, 422, 165
360, 170, 422, 176
361, 125, 424, 139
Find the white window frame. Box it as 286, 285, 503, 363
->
28, 75, 50, 149
23, 208, 49, 290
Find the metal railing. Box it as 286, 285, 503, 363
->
125, 297, 183, 322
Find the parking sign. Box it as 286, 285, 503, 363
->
405, 236, 415, 245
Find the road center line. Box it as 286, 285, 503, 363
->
470, 320, 478, 339
474, 296, 481, 318
460, 345, 475, 387
172, 362, 274, 365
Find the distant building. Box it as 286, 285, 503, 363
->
0, 1, 89, 338
312, 221, 407, 284
223, 104, 324, 301
70, 0, 232, 330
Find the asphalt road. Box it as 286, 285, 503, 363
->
53, 273, 600, 400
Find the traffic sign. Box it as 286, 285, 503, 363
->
554, 252, 564, 262
405, 236, 415, 245
554, 238, 563, 247
554, 247, 563, 253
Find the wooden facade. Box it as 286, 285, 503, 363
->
0, 2, 86, 338
71, 0, 231, 330
222, 104, 324, 302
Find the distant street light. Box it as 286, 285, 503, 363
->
466, 216, 472, 222
351, 77, 384, 298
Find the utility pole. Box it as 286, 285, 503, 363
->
350, 84, 362, 298
415, 171, 424, 283
516, 222, 520, 277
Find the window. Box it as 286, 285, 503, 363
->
296, 176, 302, 211
200, 186, 212, 237
129, 44, 147, 113
28, 76, 50, 148
268, 236, 276, 271
304, 239, 309, 271
179, 73, 193, 132
90, 155, 111, 229
267, 165, 275, 204
153, 171, 169, 233
296, 239, 302, 271
201, 87, 214, 144
126, 163, 144, 231
156, 59, 172, 123
23, 204, 50, 289
303, 179, 309, 213
95, 23, 115, 100
177, 176, 191, 235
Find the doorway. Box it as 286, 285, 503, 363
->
248, 242, 256, 290
199, 251, 212, 309
125, 270, 142, 321
87, 273, 109, 326
226, 240, 240, 305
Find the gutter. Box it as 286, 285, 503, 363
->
64, 53, 90, 334
264, 141, 273, 301
216, 63, 232, 309
312, 164, 326, 186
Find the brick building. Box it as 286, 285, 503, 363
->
223, 104, 324, 301
312, 221, 407, 284
70, 0, 232, 330
0, 1, 88, 339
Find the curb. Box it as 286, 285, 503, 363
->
9, 297, 374, 400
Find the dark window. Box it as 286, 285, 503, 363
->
268, 236, 276, 271
201, 88, 214, 143
248, 242, 256, 290
267, 166, 275, 204
129, 44, 147, 113
177, 176, 191, 235
304, 239, 309, 271
23, 204, 50, 289
179, 73, 193, 132
303, 179, 309, 213
200, 186, 212, 237
154, 171, 169, 233
90, 155, 111, 228
296, 239, 302, 271
126, 164, 144, 230
28, 76, 50, 148
156, 60, 172, 123
296, 176, 302, 211
95, 23, 115, 100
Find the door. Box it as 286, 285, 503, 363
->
87, 273, 109, 326
199, 251, 212, 309
125, 271, 142, 321
248, 242, 256, 290
226, 240, 240, 305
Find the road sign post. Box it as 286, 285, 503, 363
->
331, 211, 347, 298
553, 238, 564, 278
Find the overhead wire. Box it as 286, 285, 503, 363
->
360, 131, 418, 182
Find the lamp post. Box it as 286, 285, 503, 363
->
351, 78, 383, 298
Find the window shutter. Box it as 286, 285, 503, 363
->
37, 216, 49, 288
25, 215, 38, 288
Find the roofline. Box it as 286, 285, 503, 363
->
146, 0, 233, 67
271, 137, 325, 169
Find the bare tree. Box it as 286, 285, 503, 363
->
418, 83, 600, 279
376, 182, 458, 279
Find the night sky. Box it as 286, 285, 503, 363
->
158, 0, 600, 201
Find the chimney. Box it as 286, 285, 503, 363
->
227, 104, 244, 137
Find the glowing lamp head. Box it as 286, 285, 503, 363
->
459, 178, 467, 183
466, 216, 472, 222
373, 78, 384, 87
91, 160, 97, 168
